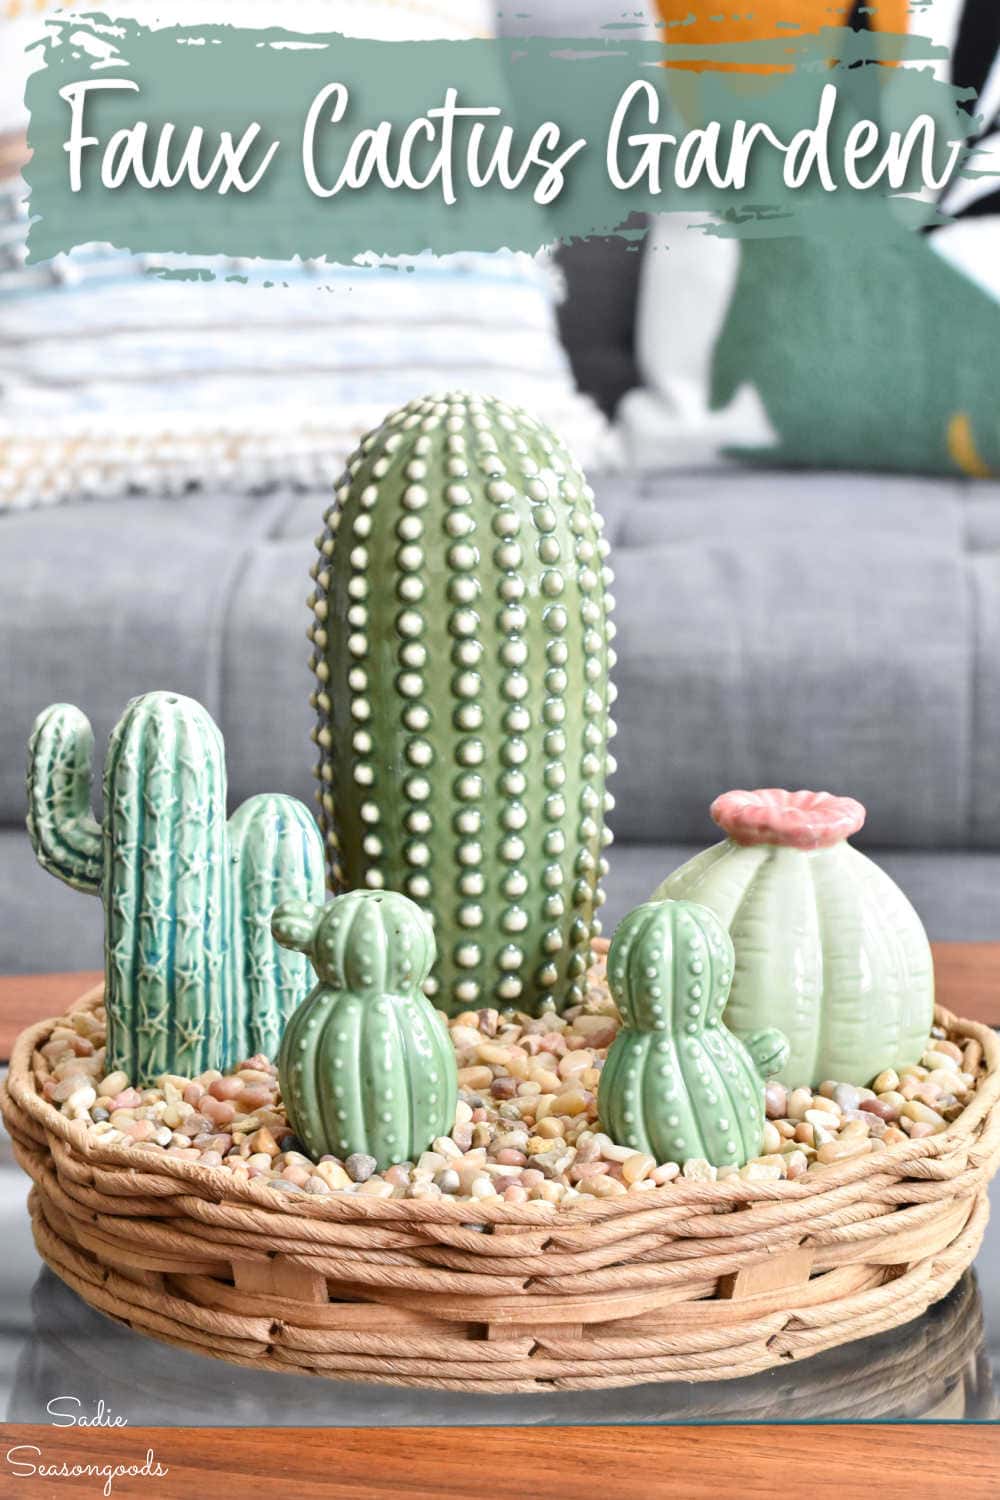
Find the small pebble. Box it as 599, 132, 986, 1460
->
209, 1077, 244, 1101
902, 1100, 946, 1128
922, 1049, 958, 1074
872, 1069, 900, 1094
249, 1127, 279, 1156
859, 1097, 899, 1123
764, 1082, 787, 1119
621, 1152, 655, 1185
239, 1084, 274, 1111
201, 1096, 236, 1127
65, 1084, 97, 1117
786, 1087, 813, 1120
817, 1138, 870, 1165
345, 1153, 378, 1183
682, 1158, 717, 1182
741, 1162, 782, 1181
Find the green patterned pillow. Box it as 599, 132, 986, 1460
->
627, 0, 1000, 478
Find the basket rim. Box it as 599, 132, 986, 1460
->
5, 980, 999, 1229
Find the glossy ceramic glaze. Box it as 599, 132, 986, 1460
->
598, 899, 788, 1169
653, 790, 935, 1088
274, 889, 458, 1169
308, 392, 616, 1017
26, 693, 325, 1083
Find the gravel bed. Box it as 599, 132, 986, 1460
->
37, 955, 984, 1205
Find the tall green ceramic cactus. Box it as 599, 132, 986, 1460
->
598, 899, 789, 1170
308, 392, 616, 1016
27, 693, 325, 1084
274, 890, 458, 1169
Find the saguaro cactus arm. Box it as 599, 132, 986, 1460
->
745, 1028, 791, 1080
26, 704, 103, 894
272, 898, 322, 954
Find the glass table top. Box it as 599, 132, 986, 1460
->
1, 1118, 996, 1427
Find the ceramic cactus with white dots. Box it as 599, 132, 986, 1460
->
273, 889, 458, 1168
26, 693, 325, 1084
598, 899, 789, 1170
308, 392, 616, 1016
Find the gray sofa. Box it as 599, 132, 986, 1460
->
3, 232, 1000, 973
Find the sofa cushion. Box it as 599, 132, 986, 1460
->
0, 492, 291, 823
4, 467, 999, 860
221, 537, 318, 812
619, 469, 969, 549
608, 469, 981, 849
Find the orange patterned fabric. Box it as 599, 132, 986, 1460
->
655, 1, 910, 72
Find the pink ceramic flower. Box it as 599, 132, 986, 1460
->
710, 788, 866, 851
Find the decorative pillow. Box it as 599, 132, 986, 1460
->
0, 2, 612, 510
623, 0, 1000, 478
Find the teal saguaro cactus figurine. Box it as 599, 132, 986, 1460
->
598, 900, 789, 1170
27, 693, 325, 1084
273, 889, 458, 1169
308, 392, 616, 1016
227, 793, 329, 1062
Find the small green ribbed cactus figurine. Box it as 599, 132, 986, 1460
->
598, 900, 789, 1170
308, 392, 616, 1016
27, 693, 325, 1084
273, 890, 458, 1169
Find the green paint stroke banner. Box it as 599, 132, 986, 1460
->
22, 13, 996, 265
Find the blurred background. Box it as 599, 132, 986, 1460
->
2, 0, 1000, 973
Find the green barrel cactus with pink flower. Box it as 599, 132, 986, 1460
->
653, 789, 935, 1088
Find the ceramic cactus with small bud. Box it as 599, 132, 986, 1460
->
274, 889, 458, 1169
307, 392, 616, 1017
598, 899, 789, 1170
26, 693, 324, 1084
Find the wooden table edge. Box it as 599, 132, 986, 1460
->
0, 1423, 998, 1498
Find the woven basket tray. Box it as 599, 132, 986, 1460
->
3, 981, 999, 1394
